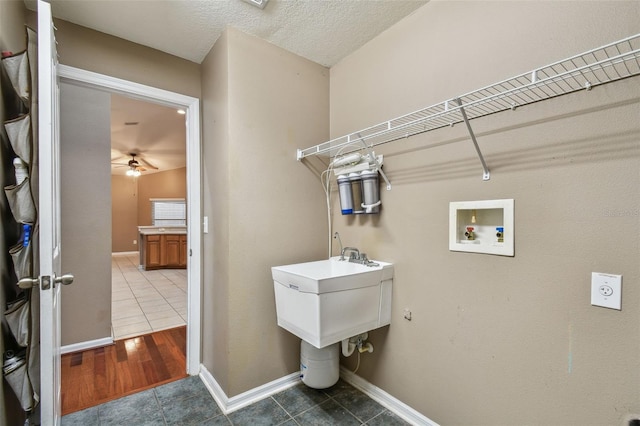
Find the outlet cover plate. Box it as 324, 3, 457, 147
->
591, 272, 622, 310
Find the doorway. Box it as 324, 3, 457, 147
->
58, 65, 201, 374
110, 94, 188, 340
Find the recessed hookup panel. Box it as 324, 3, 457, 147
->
449, 199, 514, 256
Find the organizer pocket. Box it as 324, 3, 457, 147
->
4, 297, 30, 347
4, 178, 36, 223
3, 350, 34, 412
5, 114, 31, 164
2, 50, 31, 106
1, 51, 30, 106
9, 238, 32, 281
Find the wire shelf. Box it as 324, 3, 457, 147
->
297, 33, 640, 161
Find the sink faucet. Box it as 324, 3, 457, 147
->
340, 247, 360, 261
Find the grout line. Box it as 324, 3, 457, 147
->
111, 253, 186, 338
152, 390, 169, 426
271, 396, 296, 424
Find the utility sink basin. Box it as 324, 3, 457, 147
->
272, 256, 393, 348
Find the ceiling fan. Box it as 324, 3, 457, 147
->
111, 152, 158, 176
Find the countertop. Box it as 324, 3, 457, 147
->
138, 226, 187, 235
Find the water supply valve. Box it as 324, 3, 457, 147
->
496, 227, 504, 243
464, 226, 475, 241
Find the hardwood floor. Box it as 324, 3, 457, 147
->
61, 326, 187, 415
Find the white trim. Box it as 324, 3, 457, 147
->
339, 367, 439, 426
61, 337, 113, 355
58, 65, 197, 108
199, 364, 300, 415
57, 64, 202, 375
198, 363, 437, 425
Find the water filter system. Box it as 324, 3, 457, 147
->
320, 148, 391, 256
334, 152, 384, 216
337, 170, 381, 215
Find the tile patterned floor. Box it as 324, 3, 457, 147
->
111, 253, 187, 340
61, 376, 411, 425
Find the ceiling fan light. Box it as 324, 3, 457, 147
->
126, 169, 134, 176
133, 170, 141, 177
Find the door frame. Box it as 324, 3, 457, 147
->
58, 64, 202, 374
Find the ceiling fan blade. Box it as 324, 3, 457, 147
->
137, 157, 159, 169
111, 151, 128, 162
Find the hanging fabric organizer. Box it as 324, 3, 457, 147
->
1, 27, 40, 417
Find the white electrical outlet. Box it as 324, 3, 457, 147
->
591, 272, 622, 310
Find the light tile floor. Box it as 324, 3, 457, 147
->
111, 252, 187, 340
61, 376, 412, 425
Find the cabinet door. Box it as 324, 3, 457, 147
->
179, 234, 187, 267
146, 235, 162, 269
165, 234, 181, 267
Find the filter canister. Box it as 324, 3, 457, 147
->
337, 175, 353, 215
361, 170, 380, 214
349, 172, 364, 214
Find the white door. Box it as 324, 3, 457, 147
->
37, 1, 69, 424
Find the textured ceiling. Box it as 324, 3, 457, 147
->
26, 0, 427, 67
25, 0, 428, 175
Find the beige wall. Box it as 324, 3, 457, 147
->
201, 27, 329, 396
60, 82, 112, 346
201, 28, 230, 391
330, 2, 640, 425
137, 167, 187, 226
0, 2, 28, 424
25, 13, 201, 100
111, 175, 138, 252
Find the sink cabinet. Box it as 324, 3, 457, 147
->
141, 234, 187, 270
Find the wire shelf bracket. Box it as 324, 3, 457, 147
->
296, 33, 640, 180
455, 98, 490, 181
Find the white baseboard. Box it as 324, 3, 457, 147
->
339, 366, 439, 426
61, 336, 113, 354
111, 251, 139, 256
199, 364, 300, 415
197, 363, 437, 425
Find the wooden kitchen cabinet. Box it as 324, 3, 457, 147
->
142, 234, 187, 270
145, 235, 162, 269
179, 234, 187, 267
165, 235, 180, 267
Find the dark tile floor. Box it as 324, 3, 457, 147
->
61, 375, 411, 425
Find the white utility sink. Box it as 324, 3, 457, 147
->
272, 256, 393, 348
